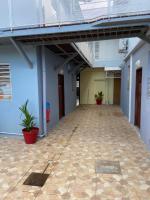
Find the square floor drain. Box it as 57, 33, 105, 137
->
95, 160, 121, 175
23, 172, 49, 187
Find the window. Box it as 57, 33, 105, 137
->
0, 64, 12, 100
95, 41, 100, 60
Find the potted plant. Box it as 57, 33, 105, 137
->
19, 100, 39, 144
95, 91, 104, 105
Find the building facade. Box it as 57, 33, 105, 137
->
0, 0, 150, 150
0, 45, 78, 136
121, 39, 150, 150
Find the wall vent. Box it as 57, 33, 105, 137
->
0, 64, 12, 100
95, 41, 100, 60
119, 39, 128, 53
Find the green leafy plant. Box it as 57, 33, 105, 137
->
95, 91, 104, 101
19, 100, 36, 131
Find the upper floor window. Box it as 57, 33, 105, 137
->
95, 41, 100, 60
0, 64, 12, 100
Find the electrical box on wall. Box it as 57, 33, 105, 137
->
118, 39, 128, 53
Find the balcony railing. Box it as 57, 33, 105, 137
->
0, 0, 150, 30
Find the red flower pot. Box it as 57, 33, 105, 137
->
22, 128, 39, 144
96, 99, 102, 105
32, 127, 39, 135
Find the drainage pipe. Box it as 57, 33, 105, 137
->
128, 55, 133, 123
41, 46, 47, 137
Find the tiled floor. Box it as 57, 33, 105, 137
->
0, 105, 150, 200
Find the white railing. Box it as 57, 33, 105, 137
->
0, 0, 150, 30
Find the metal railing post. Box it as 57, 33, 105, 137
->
8, 0, 13, 31
108, 0, 111, 18
56, 0, 61, 27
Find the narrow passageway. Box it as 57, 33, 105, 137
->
1, 105, 150, 200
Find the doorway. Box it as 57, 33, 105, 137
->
76, 75, 80, 106
113, 78, 121, 105
134, 68, 142, 128
58, 74, 65, 119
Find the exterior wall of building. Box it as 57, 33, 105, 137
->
128, 38, 141, 53
121, 42, 150, 149
0, 45, 77, 135
38, 47, 77, 132
0, 45, 40, 135
92, 39, 124, 68
80, 68, 114, 105
120, 60, 130, 117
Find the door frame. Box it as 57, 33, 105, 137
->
134, 67, 142, 128
58, 74, 65, 119
113, 78, 121, 105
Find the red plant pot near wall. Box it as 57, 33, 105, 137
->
22, 128, 39, 144
96, 99, 102, 105
32, 127, 39, 135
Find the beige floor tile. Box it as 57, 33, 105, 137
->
0, 105, 150, 200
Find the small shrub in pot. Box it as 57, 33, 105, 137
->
94, 91, 104, 105
19, 100, 39, 144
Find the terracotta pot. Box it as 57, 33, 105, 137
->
22, 128, 38, 144
96, 99, 102, 105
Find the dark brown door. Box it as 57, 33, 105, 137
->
113, 78, 121, 105
135, 68, 142, 128
58, 74, 65, 119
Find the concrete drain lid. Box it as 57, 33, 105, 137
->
23, 172, 49, 187
95, 160, 122, 175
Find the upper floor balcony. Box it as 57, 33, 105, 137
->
0, 0, 150, 31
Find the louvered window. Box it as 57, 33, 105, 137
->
95, 42, 100, 60
0, 64, 12, 100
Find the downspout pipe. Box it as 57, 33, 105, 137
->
128, 55, 133, 123
41, 46, 47, 137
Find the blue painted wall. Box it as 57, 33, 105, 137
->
64, 63, 77, 115
121, 61, 129, 117
43, 47, 77, 131
0, 45, 77, 135
0, 45, 40, 134
121, 42, 150, 150
132, 43, 150, 149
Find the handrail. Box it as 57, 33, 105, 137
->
0, 0, 149, 30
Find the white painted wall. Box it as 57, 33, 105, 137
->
76, 38, 142, 70
127, 38, 141, 53
91, 39, 124, 68
75, 42, 93, 65
80, 68, 114, 105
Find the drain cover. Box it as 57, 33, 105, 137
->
23, 172, 49, 187
95, 160, 121, 175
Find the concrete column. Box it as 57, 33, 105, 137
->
129, 54, 133, 122
42, 46, 47, 136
